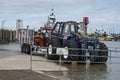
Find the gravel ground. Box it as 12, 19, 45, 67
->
0, 70, 60, 80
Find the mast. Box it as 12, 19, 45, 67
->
45, 9, 56, 31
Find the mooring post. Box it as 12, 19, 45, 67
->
30, 46, 32, 70
110, 51, 112, 72
59, 55, 62, 70
115, 47, 117, 52
86, 49, 89, 70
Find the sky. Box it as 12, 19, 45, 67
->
0, 0, 120, 34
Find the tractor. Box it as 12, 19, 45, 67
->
47, 20, 108, 63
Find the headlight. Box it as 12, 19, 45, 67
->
48, 45, 52, 54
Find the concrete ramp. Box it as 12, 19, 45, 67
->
0, 51, 68, 71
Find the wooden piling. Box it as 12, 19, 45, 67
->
0, 29, 16, 44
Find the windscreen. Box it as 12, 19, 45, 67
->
62, 23, 76, 36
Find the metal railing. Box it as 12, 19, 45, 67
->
30, 46, 120, 70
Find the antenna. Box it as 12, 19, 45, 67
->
51, 9, 54, 12
50, 9, 54, 16
1, 20, 6, 29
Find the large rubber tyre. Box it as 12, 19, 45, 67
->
90, 42, 108, 63
21, 44, 26, 53
98, 42, 108, 62
61, 40, 79, 62
21, 44, 24, 53
26, 44, 31, 54
47, 38, 61, 60
21, 44, 31, 54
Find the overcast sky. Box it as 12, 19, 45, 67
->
0, 0, 120, 33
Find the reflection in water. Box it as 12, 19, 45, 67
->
0, 43, 20, 51
67, 64, 109, 80
44, 64, 110, 80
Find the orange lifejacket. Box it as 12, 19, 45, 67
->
34, 33, 44, 46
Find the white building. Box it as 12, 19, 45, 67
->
16, 19, 23, 40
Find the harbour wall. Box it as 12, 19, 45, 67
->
0, 29, 16, 44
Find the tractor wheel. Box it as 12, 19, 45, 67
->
21, 44, 24, 53
21, 44, 31, 54
61, 40, 79, 63
47, 38, 61, 60
26, 44, 31, 54
98, 42, 108, 62
90, 42, 108, 63
21, 44, 26, 53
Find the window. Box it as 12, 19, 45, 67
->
53, 23, 60, 33
71, 24, 75, 34
63, 24, 70, 36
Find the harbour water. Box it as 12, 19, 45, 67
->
43, 41, 120, 80
0, 41, 120, 80
0, 43, 20, 51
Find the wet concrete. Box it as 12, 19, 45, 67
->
0, 70, 60, 80
0, 51, 18, 58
